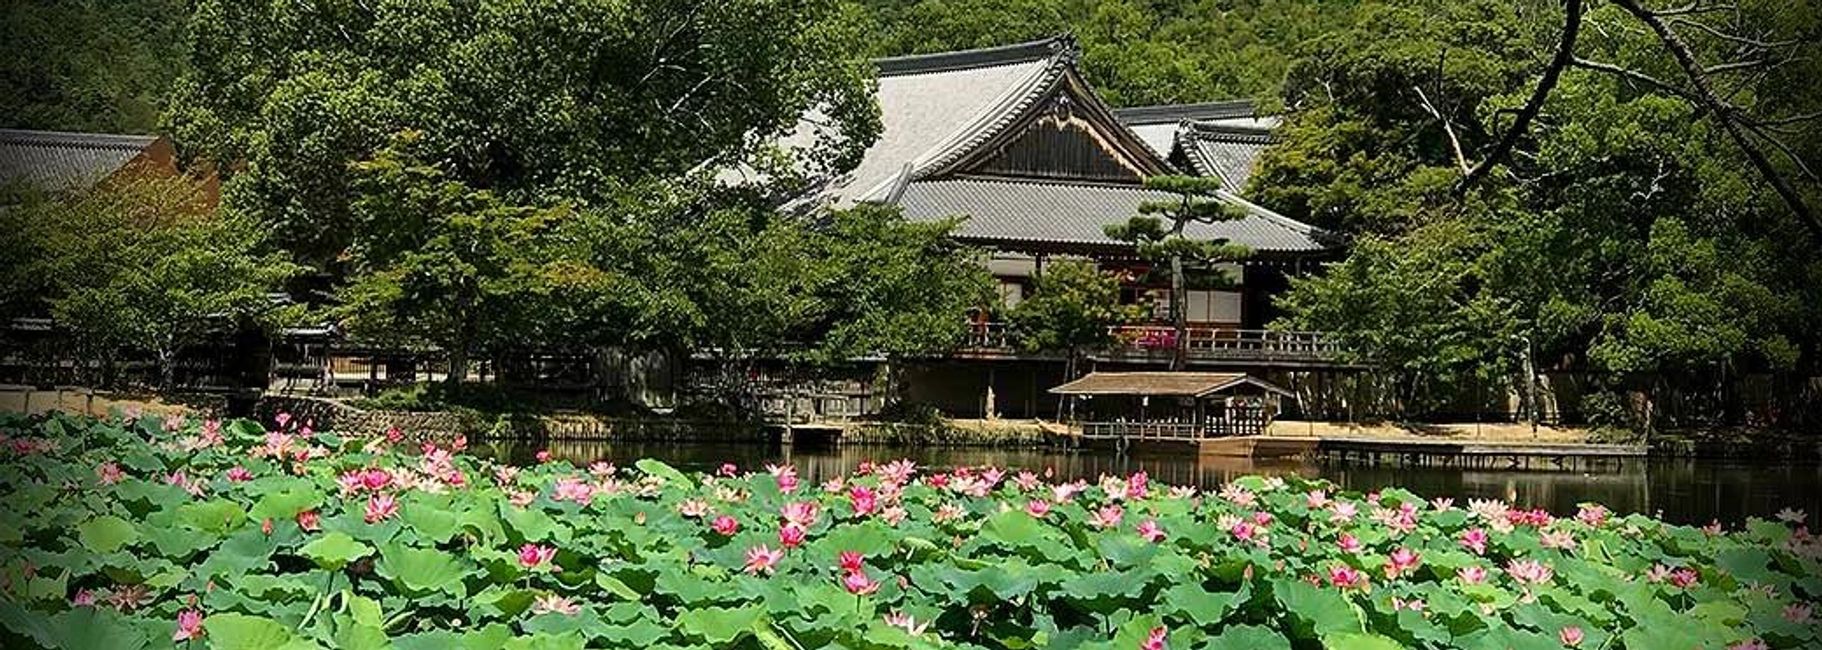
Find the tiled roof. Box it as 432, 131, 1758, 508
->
1113, 101, 1280, 157
1179, 123, 1274, 194
0, 129, 160, 192
1049, 371, 1291, 397
895, 176, 1329, 253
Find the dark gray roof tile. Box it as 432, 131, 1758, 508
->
0, 129, 159, 192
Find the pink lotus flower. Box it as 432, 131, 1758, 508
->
1576, 504, 1609, 526
883, 611, 930, 635
296, 510, 320, 532
1702, 520, 1723, 536
552, 478, 594, 505
71, 589, 95, 607
364, 494, 398, 523
1645, 564, 1673, 583
508, 490, 537, 507
933, 502, 966, 523
838, 551, 865, 573
1458, 566, 1488, 584
744, 545, 785, 575
1776, 508, 1807, 525
1429, 497, 1455, 511
1217, 482, 1254, 507
172, 609, 204, 642
1141, 625, 1167, 650
1014, 471, 1041, 491
1540, 529, 1576, 550
1669, 568, 1700, 589
1089, 504, 1125, 530
518, 543, 558, 570
1329, 501, 1358, 523
848, 485, 878, 516
678, 499, 710, 518
1730, 639, 1770, 650
96, 462, 124, 485
534, 450, 552, 463
1052, 481, 1087, 502
1136, 519, 1166, 543
587, 461, 614, 478
1560, 626, 1584, 647
1506, 559, 1554, 585
879, 459, 917, 485
225, 466, 253, 483
1305, 490, 1330, 509
1391, 597, 1426, 612
1125, 471, 1150, 500
778, 523, 806, 549
1337, 533, 1362, 554
1025, 500, 1052, 518
781, 501, 819, 528
531, 594, 580, 615
1385, 548, 1420, 579
274, 412, 291, 429
768, 464, 800, 493
1784, 603, 1812, 623
385, 427, 404, 444
711, 515, 739, 535
1328, 565, 1367, 589
841, 570, 879, 595
716, 462, 738, 477
1460, 528, 1488, 555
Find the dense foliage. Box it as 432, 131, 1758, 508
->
2, 412, 1819, 648
0, 0, 188, 134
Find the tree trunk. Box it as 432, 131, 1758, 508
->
1170, 253, 1187, 371
446, 343, 469, 389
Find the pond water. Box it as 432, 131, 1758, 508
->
475, 439, 1822, 528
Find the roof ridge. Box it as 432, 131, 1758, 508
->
0, 129, 160, 149
1183, 121, 1275, 140
874, 35, 1076, 77
1112, 100, 1257, 125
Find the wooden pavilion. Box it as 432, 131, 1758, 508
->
1050, 371, 1294, 441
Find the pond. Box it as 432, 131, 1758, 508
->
475, 438, 1822, 527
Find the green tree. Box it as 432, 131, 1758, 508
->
1105, 175, 1252, 370
336, 132, 572, 388
170, 0, 881, 268
0, 0, 188, 133
1008, 260, 1145, 381
7, 175, 298, 388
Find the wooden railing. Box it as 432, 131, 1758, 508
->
1078, 407, 1270, 440
962, 322, 1346, 363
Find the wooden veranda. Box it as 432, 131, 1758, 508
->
1051, 371, 1294, 445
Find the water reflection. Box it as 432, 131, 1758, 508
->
474, 438, 1822, 527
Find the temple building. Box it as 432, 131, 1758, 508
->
749, 35, 1351, 419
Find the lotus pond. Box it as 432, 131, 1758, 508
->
0, 412, 1817, 649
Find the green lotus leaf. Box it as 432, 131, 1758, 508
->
1324, 632, 1407, 650
299, 531, 372, 569
178, 498, 248, 535
677, 604, 764, 644
1203, 624, 1291, 649
1273, 578, 1363, 639
78, 515, 139, 553
1160, 580, 1247, 628
633, 458, 692, 488
203, 612, 294, 649
248, 485, 323, 522
377, 541, 470, 596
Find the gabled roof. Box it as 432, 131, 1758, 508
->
1049, 371, 1293, 398
896, 177, 1328, 254
1113, 101, 1281, 156
0, 129, 163, 192
1178, 123, 1275, 194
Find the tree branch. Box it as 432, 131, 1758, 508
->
1570, 57, 1700, 102
1669, 17, 1798, 50
1703, 58, 1772, 74
1457, 0, 1582, 192
1413, 85, 1471, 174
1612, 0, 1822, 244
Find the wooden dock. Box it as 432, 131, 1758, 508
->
1075, 433, 1646, 462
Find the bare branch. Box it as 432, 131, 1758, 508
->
1613, 0, 1822, 243
1571, 57, 1700, 102
1743, 111, 1822, 127
1413, 85, 1471, 175
1741, 122, 1820, 182
1458, 0, 1582, 192
1703, 58, 1773, 74
1669, 17, 1799, 49
1649, 1, 1736, 17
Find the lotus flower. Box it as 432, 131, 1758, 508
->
849, 485, 878, 516
1669, 568, 1700, 589
71, 589, 95, 607
531, 594, 580, 615
1460, 528, 1488, 555
1090, 504, 1125, 530
1327, 565, 1366, 589
1125, 471, 1150, 500
781, 501, 819, 528
779, 523, 806, 548
678, 499, 710, 518
534, 450, 552, 463
1784, 603, 1812, 623
1025, 499, 1051, 518
1458, 566, 1487, 584
1559, 626, 1584, 647
1385, 547, 1420, 578
1329, 501, 1358, 523
226, 466, 253, 483
1576, 504, 1609, 526
172, 609, 204, 641
1141, 626, 1167, 650
1540, 529, 1576, 550
96, 462, 124, 485
518, 543, 558, 570
296, 509, 320, 532
1337, 533, 1362, 554
768, 464, 799, 493
718, 463, 738, 477
1137, 519, 1166, 543
933, 502, 966, 523
711, 515, 739, 535
1305, 490, 1330, 509
1729, 639, 1770, 650
841, 570, 879, 595
1776, 508, 1807, 525
744, 544, 785, 575
884, 611, 929, 635
1506, 559, 1554, 585
838, 551, 865, 573
364, 494, 398, 523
